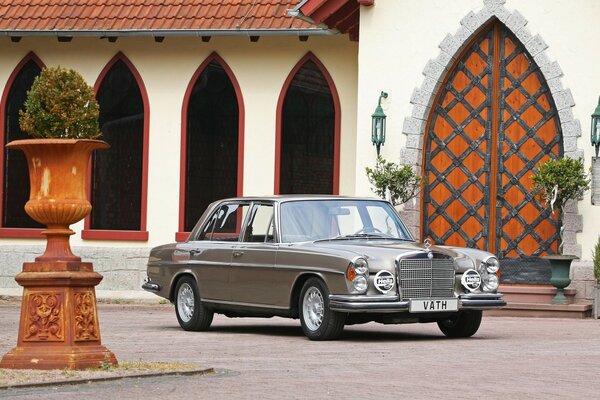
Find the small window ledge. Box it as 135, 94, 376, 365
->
0, 228, 44, 239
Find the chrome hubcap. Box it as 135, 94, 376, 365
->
177, 283, 195, 323
303, 287, 324, 331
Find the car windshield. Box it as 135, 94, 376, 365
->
279, 199, 413, 243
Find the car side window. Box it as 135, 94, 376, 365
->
198, 203, 250, 241
243, 204, 275, 243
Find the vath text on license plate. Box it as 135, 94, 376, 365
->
409, 299, 458, 312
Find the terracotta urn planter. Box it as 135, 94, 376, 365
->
0, 138, 117, 370
7, 139, 109, 261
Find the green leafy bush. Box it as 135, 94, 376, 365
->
531, 157, 590, 211
19, 66, 100, 139
365, 155, 421, 206
593, 236, 600, 283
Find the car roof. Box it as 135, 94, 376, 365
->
216, 195, 388, 203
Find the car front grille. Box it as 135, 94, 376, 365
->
397, 258, 455, 299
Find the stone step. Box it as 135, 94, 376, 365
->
499, 284, 577, 304
485, 302, 592, 319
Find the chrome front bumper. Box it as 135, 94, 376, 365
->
142, 277, 161, 292
329, 293, 505, 313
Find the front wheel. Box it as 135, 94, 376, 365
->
299, 278, 345, 340
174, 276, 213, 331
437, 310, 482, 338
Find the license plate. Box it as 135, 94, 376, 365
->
409, 298, 458, 313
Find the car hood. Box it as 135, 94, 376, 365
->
308, 239, 460, 259
302, 239, 482, 272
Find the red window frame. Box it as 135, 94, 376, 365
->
82, 52, 149, 241
0, 52, 46, 239
175, 53, 245, 242
274, 52, 341, 195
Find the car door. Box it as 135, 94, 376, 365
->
185, 202, 250, 302
229, 202, 278, 306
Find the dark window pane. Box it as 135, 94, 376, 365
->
185, 61, 239, 232
197, 204, 247, 241
280, 60, 335, 194
91, 60, 143, 230
3, 60, 43, 228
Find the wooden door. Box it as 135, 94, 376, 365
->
422, 21, 562, 261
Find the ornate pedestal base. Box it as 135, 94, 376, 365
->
0, 261, 117, 370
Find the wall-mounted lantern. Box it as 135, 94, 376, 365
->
371, 91, 388, 156
592, 96, 600, 158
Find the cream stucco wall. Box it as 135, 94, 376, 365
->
356, 0, 600, 262
0, 35, 358, 250
1, 0, 598, 295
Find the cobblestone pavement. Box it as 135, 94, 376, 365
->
1, 302, 599, 399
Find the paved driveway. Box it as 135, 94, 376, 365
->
1, 302, 599, 399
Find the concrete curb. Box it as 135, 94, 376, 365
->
0, 367, 216, 391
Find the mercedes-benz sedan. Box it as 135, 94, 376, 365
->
143, 196, 505, 340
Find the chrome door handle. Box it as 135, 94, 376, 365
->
233, 251, 244, 258
189, 249, 201, 256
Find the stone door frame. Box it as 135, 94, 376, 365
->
400, 0, 584, 258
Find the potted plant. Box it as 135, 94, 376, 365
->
10, 66, 108, 261
0, 66, 116, 370
365, 155, 421, 206
531, 157, 591, 304
593, 236, 600, 318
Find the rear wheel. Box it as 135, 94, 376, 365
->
437, 310, 482, 338
299, 278, 345, 340
174, 276, 213, 331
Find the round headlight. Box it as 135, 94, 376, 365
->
482, 274, 499, 291
352, 275, 368, 292
353, 258, 369, 275
484, 257, 500, 274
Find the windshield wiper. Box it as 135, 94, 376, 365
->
327, 233, 400, 240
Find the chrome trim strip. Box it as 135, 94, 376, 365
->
329, 292, 506, 312
460, 299, 506, 308
202, 299, 288, 310
329, 294, 399, 303
329, 300, 410, 313
459, 293, 504, 300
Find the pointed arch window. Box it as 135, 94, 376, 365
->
177, 54, 244, 241
0, 54, 45, 237
275, 53, 341, 195
83, 54, 149, 241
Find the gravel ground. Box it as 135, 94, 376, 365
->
1, 299, 600, 399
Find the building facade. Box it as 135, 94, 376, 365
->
0, 0, 598, 302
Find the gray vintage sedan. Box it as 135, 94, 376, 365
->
143, 196, 505, 340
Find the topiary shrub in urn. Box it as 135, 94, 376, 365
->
19, 66, 101, 139
0, 66, 117, 370
531, 157, 591, 304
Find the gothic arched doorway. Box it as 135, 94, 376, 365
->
422, 21, 562, 280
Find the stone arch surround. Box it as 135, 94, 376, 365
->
400, 0, 584, 257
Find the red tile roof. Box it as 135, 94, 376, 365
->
0, 0, 325, 35
293, 0, 374, 41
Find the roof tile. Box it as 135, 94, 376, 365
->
0, 0, 317, 32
